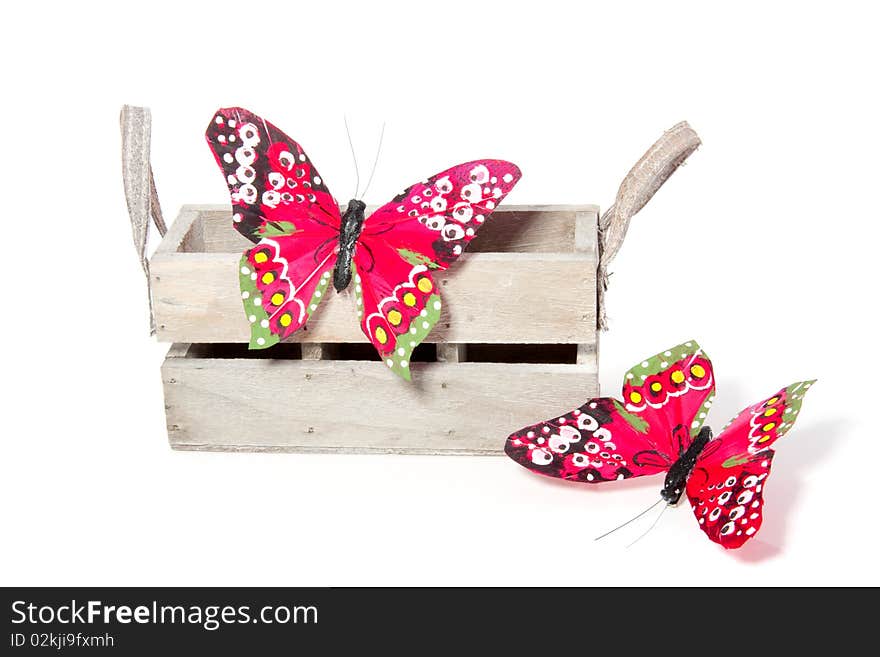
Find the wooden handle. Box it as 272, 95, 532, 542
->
120, 105, 167, 335
597, 121, 702, 329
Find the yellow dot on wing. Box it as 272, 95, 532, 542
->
388, 310, 402, 326
271, 292, 285, 306
762, 422, 776, 432
691, 364, 706, 378
763, 408, 777, 417
279, 313, 292, 327
671, 370, 685, 384
650, 382, 662, 393
261, 272, 275, 285
766, 396, 779, 406
254, 251, 268, 264
630, 391, 643, 404
417, 277, 432, 293
403, 292, 417, 307
375, 327, 388, 344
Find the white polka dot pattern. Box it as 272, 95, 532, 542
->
205, 107, 340, 242
685, 380, 816, 548
686, 451, 773, 549
361, 160, 522, 270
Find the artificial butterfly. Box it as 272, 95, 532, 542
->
205, 107, 522, 380
504, 340, 815, 549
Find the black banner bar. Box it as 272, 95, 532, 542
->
1, 587, 869, 652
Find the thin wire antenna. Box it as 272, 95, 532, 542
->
626, 502, 669, 549
360, 122, 386, 201
261, 118, 273, 146
344, 115, 361, 199
594, 498, 664, 541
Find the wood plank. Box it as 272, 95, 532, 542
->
189, 205, 599, 255
154, 206, 201, 256
151, 252, 597, 344
165, 343, 191, 359
162, 356, 598, 455
301, 343, 339, 360
436, 344, 467, 363
574, 209, 599, 255
576, 343, 596, 365
574, 209, 601, 383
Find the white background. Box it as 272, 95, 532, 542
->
2, 1, 876, 585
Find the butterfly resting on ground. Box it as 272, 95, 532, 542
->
206, 107, 522, 380
504, 340, 815, 549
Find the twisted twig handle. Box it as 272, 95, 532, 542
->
597, 121, 701, 329
121, 105, 167, 334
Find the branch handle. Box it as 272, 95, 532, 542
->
597, 121, 702, 329
120, 105, 166, 334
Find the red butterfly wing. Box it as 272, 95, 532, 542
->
686, 380, 816, 548
351, 234, 441, 380
621, 340, 716, 460
505, 341, 716, 483
238, 235, 338, 349
206, 107, 343, 348
505, 398, 675, 483
362, 160, 522, 269
205, 106, 341, 240
351, 160, 521, 379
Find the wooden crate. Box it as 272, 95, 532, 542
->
122, 106, 701, 455
155, 204, 599, 454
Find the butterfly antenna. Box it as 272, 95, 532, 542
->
594, 498, 664, 541
344, 115, 361, 199
360, 121, 386, 201
625, 502, 669, 549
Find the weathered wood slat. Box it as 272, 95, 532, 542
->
301, 343, 340, 360
154, 206, 200, 255
152, 252, 598, 344
574, 209, 600, 366
162, 348, 598, 455
153, 252, 596, 344
436, 343, 467, 363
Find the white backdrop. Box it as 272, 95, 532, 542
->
2, 1, 876, 585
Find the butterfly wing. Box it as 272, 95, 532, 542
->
205, 107, 341, 240
351, 238, 441, 380
238, 235, 337, 348
361, 160, 522, 269
620, 340, 716, 458
206, 107, 342, 348
686, 380, 816, 548
504, 341, 716, 483
353, 161, 521, 379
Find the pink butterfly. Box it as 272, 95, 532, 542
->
504, 340, 815, 549
206, 107, 522, 380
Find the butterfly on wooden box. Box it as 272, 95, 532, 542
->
205, 107, 521, 380
504, 340, 815, 549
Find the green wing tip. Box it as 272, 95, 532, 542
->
784, 380, 817, 405
789, 380, 817, 393
626, 339, 706, 379
248, 336, 278, 350
386, 356, 413, 381
382, 293, 442, 382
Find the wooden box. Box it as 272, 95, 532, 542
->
154, 204, 600, 454
122, 106, 700, 455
